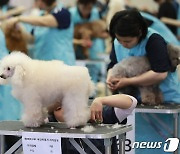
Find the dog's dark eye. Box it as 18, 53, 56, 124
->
7, 67, 10, 71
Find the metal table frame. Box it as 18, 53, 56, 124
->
135, 103, 180, 154
0, 121, 132, 154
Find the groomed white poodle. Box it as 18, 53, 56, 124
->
0, 52, 94, 128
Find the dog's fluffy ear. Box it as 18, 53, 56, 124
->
12, 65, 25, 85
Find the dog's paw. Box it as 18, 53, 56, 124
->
24, 121, 42, 128
22, 114, 44, 128
66, 119, 87, 128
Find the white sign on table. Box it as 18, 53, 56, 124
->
22, 132, 61, 154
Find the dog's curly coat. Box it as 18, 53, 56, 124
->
111, 44, 180, 105
0, 52, 94, 127
111, 56, 163, 105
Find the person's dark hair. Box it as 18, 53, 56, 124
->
109, 9, 148, 42
42, 0, 56, 6
0, 0, 9, 7
77, 0, 97, 5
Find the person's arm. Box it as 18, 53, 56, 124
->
6, 7, 71, 29
116, 70, 167, 87
53, 94, 137, 123
108, 34, 170, 91
90, 94, 136, 121
17, 14, 58, 27
0, 6, 26, 20
161, 17, 180, 27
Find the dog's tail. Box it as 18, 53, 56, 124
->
88, 80, 96, 97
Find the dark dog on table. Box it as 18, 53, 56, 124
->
111, 43, 180, 105
74, 20, 108, 59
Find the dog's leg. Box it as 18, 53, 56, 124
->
139, 86, 157, 105
22, 98, 44, 127
154, 86, 163, 105
62, 93, 90, 128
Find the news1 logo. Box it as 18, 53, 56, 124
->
164, 138, 179, 152
126, 138, 179, 152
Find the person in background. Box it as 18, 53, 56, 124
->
48, 94, 137, 154
141, 11, 179, 45
154, 0, 177, 35
69, 0, 107, 82
107, 9, 180, 154
0, 0, 25, 20
6, 0, 76, 66
96, 0, 109, 19
70, 0, 106, 59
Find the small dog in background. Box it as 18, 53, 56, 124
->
111, 43, 180, 105
4, 23, 28, 54
1, 21, 34, 55
74, 20, 108, 59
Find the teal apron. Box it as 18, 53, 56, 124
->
114, 28, 180, 153
32, 3, 75, 66
70, 6, 105, 82
69, 6, 105, 59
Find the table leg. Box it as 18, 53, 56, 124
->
173, 113, 179, 154
119, 134, 125, 154
0, 135, 5, 154
4, 138, 22, 154
104, 138, 112, 154
82, 138, 102, 154
69, 138, 86, 154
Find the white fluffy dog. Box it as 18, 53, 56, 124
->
0, 52, 94, 128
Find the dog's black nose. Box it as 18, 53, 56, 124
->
0, 74, 6, 79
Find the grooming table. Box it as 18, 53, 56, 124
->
135, 103, 180, 154
0, 121, 132, 154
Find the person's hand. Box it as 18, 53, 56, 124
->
5, 17, 19, 29
90, 98, 103, 122
107, 77, 130, 91
80, 39, 93, 48
106, 75, 119, 92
